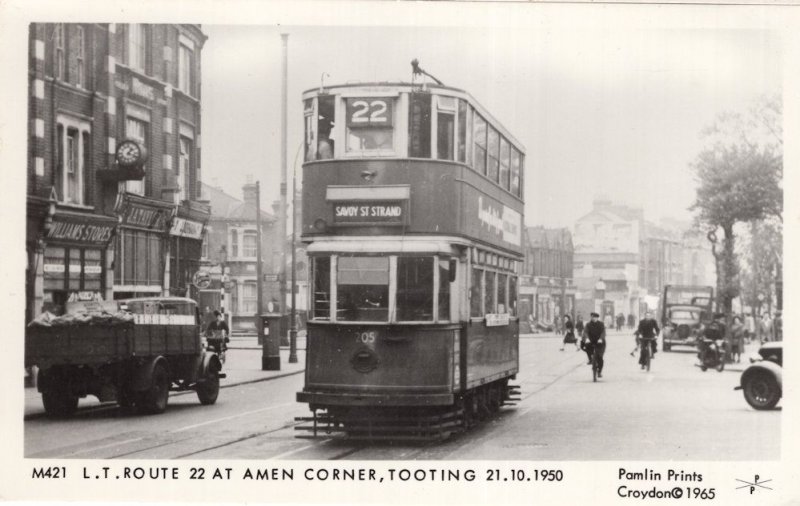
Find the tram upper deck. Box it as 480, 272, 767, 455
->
301, 82, 526, 257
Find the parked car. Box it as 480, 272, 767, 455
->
735, 342, 782, 410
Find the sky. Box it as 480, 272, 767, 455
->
198, 9, 782, 230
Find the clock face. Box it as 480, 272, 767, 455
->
116, 140, 142, 167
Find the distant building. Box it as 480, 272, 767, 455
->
519, 226, 576, 328
26, 23, 209, 321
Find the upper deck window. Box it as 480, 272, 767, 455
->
457, 100, 467, 163
345, 97, 395, 155
510, 149, 521, 197
473, 114, 487, 175
499, 138, 510, 190
487, 127, 500, 183
435, 96, 455, 161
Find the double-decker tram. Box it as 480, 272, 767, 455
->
295, 72, 525, 441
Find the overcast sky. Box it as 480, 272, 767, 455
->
201, 10, 782, 230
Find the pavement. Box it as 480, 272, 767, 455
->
24, 340, 306, 418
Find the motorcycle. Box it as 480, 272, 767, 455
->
697, 337, 726, 372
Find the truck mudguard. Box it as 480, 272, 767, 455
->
130, 356, 170, 392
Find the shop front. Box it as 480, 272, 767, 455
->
168, 211, 208, 298
35, 207, 117, 316
113, 194, 173, 299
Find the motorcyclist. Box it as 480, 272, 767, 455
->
699, 312, 727, 365
204, 310, 230, 356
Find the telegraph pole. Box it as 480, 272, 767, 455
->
255, 181, 263, 329
279, 33, 289, 343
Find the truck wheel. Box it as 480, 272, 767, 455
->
117, 386, 136, 409
42, 386, 78, 417
137, 363, 170, 414
743, 372, 780, 410
196, 368, 220, 405
663, 342, 671, 352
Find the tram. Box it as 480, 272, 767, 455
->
296, 69, 525, 440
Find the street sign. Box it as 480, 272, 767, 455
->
192, 270, 212, 289
264, 274, 279, 282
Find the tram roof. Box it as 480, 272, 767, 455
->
302, 81, 525, 153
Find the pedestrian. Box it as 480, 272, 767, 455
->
580, 312, 607, 377
554, 315, 562, 336
616, 313, 625, 332
774, 311, 782, 341
560, 315, 578, 351
759, 312, 773, 344
729, 315, 746, 363
604, 313, 613, 331
744, 313, 755, 344
627, 313, 636, 330
575, 314, 585, 344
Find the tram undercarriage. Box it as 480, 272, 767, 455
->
295, 379, 520, 442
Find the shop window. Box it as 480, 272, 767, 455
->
83, 249, 102, 291
470, 267, 483, 318
438, 258, 451, 321
43, 247, 66, 291
473, 114, 487, 175
311, 256, 331, 320
397, 256, 434, 322
436, 96, 455, 161
337, 256, 389, 322
115, 230, 162, 286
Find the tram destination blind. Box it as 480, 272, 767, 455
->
332, 200, 406, 225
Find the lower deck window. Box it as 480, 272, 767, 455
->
337, 256, 389, 322
397, 257, 433, 321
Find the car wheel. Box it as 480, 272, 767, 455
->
743, 372, 781, 410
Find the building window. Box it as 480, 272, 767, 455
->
230, 229, 239, 258
436, 96, 455, 161
55, 116, 90, 205
74, 25, 85, 87
242, 231, 257, 258
178, 136, 191, 202
242, 281, 257, 315
54, 24, 65, 80
178, 41, 194, 95
125, 116, 148, 195
128, 23, 148, 72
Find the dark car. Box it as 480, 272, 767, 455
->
735, 342, 782, 410
662, 305, 708, 351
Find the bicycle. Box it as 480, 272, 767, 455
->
638, 336, 656, 371
586, 340, 604, 382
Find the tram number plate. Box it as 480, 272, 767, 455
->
354, 330, 378, 344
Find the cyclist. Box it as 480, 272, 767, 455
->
634, 310, 660, 369
580, 312, 606, 378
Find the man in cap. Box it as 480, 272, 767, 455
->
581, 312, 607, 378
634, 310, 660, 369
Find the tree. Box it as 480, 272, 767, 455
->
691, 97, 782, 313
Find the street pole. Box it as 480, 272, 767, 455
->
279, 33, 289, 340
255, 181, 263, 328
289, 163, 298, 363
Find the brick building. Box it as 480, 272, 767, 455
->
518, 226, 576, 329
26, 23, 209, 320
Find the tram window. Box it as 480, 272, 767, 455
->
497, 273, 508, 314
473, 114, 487, 175
317, 94, 335, 159
470, 267, 483, 318
436, 96, 455, 161
484, 271, 496, 314
509, 275, 518, 317
487, 128, 500, 183
397, 257, 434, 321
499, 138, 510, 191
438, 258, 451, 321
409, 93, 431, 158
457, 99, 467, 163
311, 256, 331, 320
303, 99, 315, 162
337, 256, 389, 322
510, 148, 521, 197
346, 97, 394, 155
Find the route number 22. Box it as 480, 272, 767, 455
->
348, 98, 391, 125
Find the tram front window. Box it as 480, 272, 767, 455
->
397, 257, 434, 321
337, 256, 389, 322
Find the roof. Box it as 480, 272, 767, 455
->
202, 183, 276, 223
